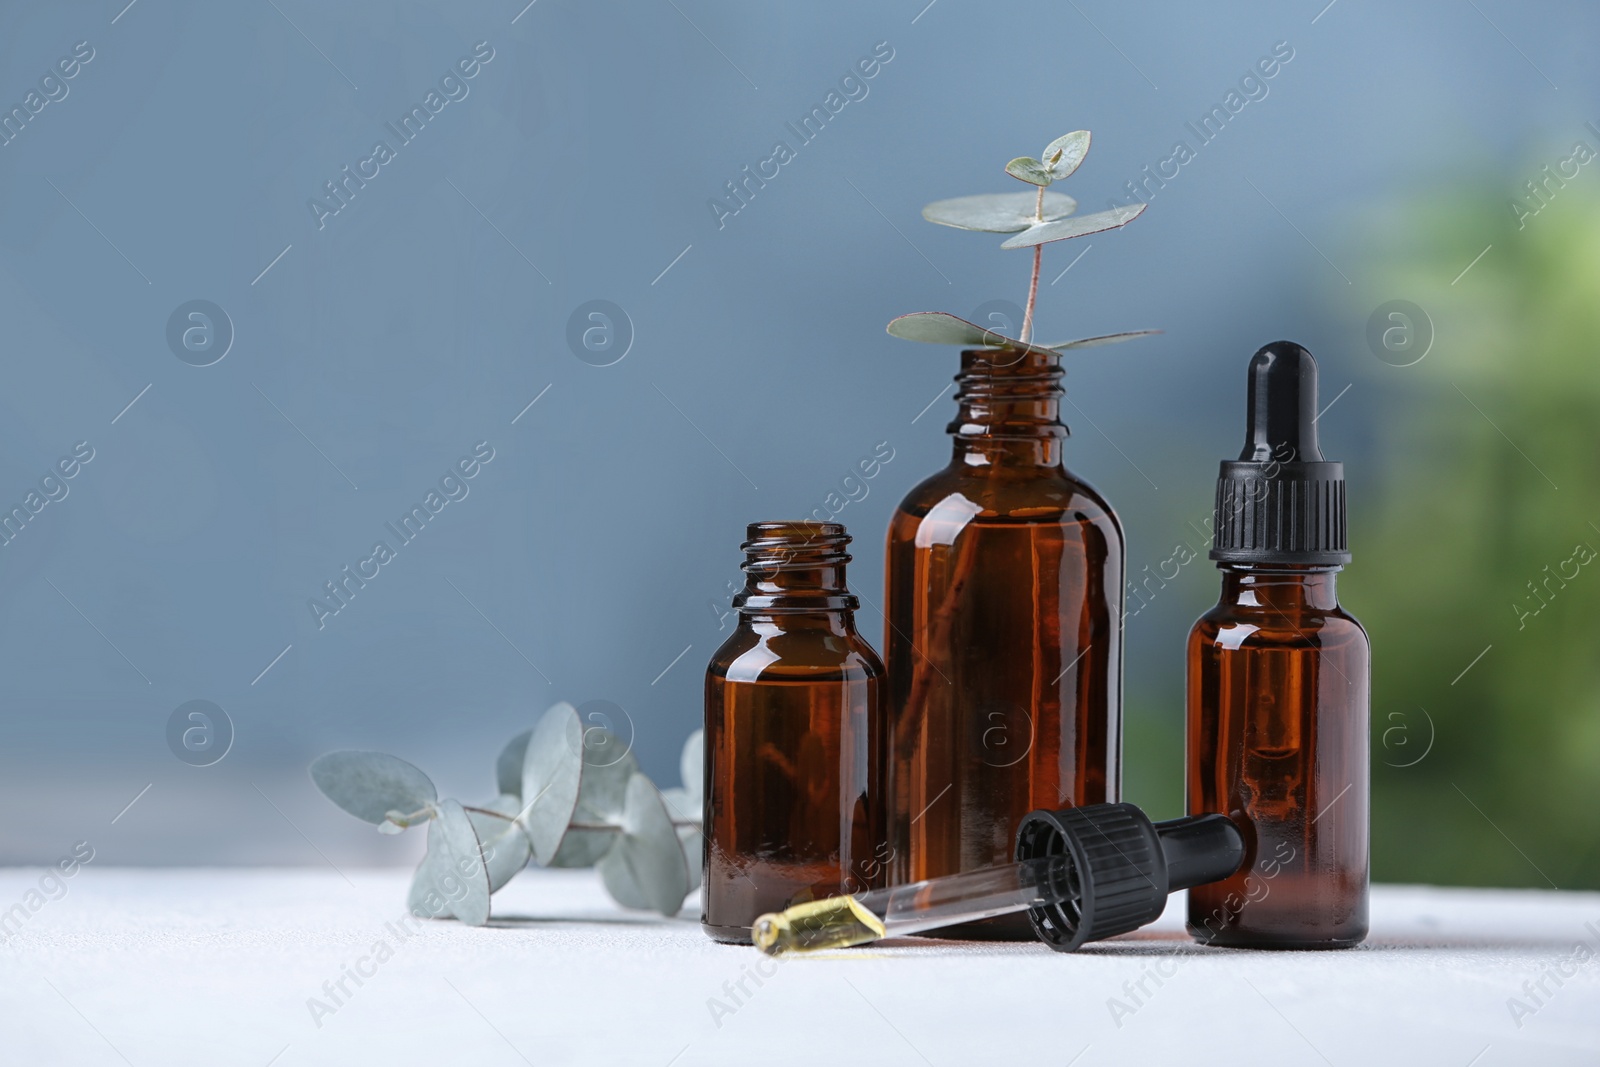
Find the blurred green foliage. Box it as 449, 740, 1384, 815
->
1346, 172, 1600, 889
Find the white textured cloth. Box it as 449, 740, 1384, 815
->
2, 869, 1596, 1065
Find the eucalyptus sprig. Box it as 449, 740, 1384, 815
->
310, 702, 704, 926
888, 129, 1158, 354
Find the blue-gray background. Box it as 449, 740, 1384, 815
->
0, 0, 1593, 869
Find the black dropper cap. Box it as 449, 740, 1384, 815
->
1014, 802, 1244, 952
1209, 341, 1350, 566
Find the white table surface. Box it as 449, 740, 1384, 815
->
2, 869, 1596, 1066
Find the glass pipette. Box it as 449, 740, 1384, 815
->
753, 803, 1243, 956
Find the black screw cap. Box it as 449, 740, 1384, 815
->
1014, 802, 1244, 952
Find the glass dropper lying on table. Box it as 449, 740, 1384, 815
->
753, 854, 1072, 954
753, 802, 1245, 956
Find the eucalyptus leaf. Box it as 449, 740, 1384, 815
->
999, 202, 1147, 250
1005, 156, 1052, 187
408, 799, 491, 925
479, 827, 532, 892
660, 787, 697, 824
885, 312, 1058, 358
922, 191, 1076, 233
468, 795, 533, 892
1044, 330, 1163, 350
548, 729, 638, 868
495, 729, 532, 797
679, 728, 704, 808
1043, 131, 1091, 181
596, 843, 651, 910
574, 736, 636, 823
548, 827, 619, 868
518, 703, 585, 865
578, 726, 635, 774
407, 842, 451, 918
436, 799, 492, 925
597, 774, 691, 917
678, 825, 703, 893
310, 751, 437, 826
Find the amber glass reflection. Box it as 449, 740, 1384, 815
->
1186, 565, 1370, 948
703, 522, 887, 943
885, 348, 1123, 938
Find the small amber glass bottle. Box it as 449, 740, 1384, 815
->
702, 522, 888, 943
885, 347, 1123, 938
1186, 342, 1370, 949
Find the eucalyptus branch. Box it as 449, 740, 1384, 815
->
309, 709, 707, 927
885, 129, 1155, 356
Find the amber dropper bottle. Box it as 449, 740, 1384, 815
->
702, 522, 888, 943
1186, 342, 1370, 949
885, 346, 1123, 939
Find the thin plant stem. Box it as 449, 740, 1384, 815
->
1021, 245, 1042, 342
469, 815, 702, 832
1020, 186, 1045, 343
384, 804, 436, 827
462, 805, 515, 821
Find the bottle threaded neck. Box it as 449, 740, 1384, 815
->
1217, 565, 1340, 611
735, 521, 856, 614
947, 348, 1067, 441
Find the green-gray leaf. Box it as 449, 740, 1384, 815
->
548, 729, 638, 868
660, 786, 696, 823
574, 732, 637, 823
407, 844, 450, 918
999, 202, 1147, 250
678, 728, 704, 810
1043, 131, 1091, 181
519, 703, 584, 865
495, 729, 531, 797
597, 774, 691, 917
886, 312, 1057, 358
408, 799, 491, 925
921, 192, 1077, 233
310, 751, 436, 826
1005, 156, 1053, 187
548, 827, 618, 868
468, 795, 532, 892
678, 825, 703, 893
1044, 330, 1163, 350
436, 799, 491, 925
596, 842, 650, 910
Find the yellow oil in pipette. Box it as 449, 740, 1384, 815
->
752, 895, 886, 956
751, 856, 1074, 956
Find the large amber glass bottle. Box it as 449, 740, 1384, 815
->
1186, 342, 1369, 948
703, 522, 888, 943
885, 348, 1124, 937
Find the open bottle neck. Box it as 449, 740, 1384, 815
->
946, 348, 1067, 469
1216, 564, 1341, 612
733, 521, 859, 618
